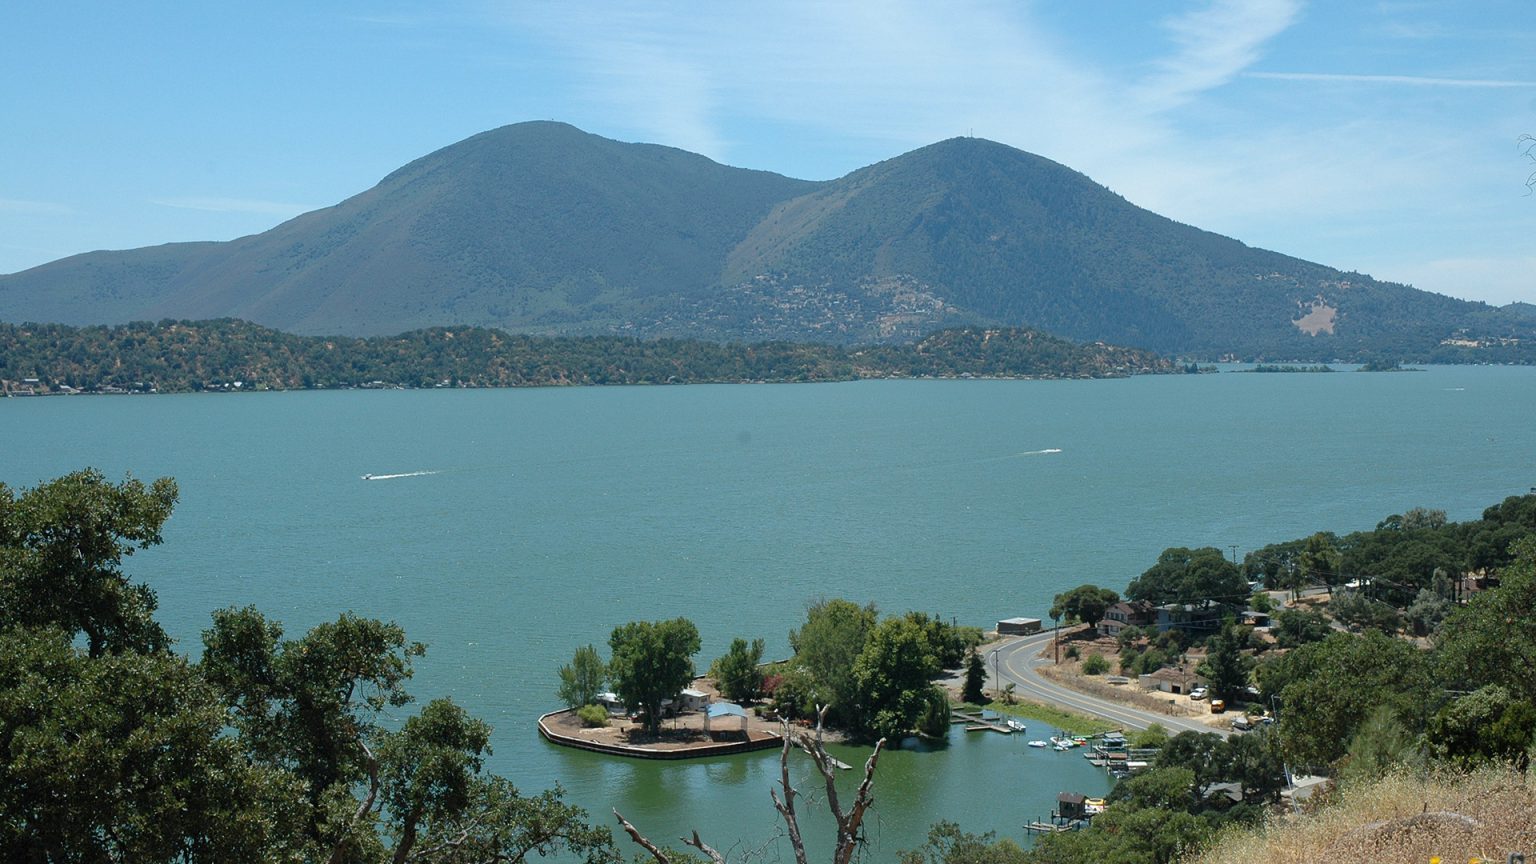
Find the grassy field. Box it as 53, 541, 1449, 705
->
1188, 766, 1534, 864
967, 698, 1116, 737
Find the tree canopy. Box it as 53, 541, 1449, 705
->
607, 618, 702, 736
1125, 547, 1246, 609
0, 471, 617, 864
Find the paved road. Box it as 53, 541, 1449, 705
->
986, 631, 1228, 737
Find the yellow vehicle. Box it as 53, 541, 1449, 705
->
1210, 699, 1226, 714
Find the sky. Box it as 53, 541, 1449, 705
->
3, 0, 1534, 305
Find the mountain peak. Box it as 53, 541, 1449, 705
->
0, 122, 1525, 360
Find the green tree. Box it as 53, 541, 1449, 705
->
607, 618, 701, 736
1425, 684, 1536, 770
852, 615, 941, 741
378, 698, 490, 862
1110, 766, 1196, 812
0, 626, 294, 862
0, 469, 178, 657
1199, 620, 1252, 703
710, 636, 765, 703
200, 606, 425, 852
1270, 608, 1330, 649
789, 598, 877, 727
897, 821, 1028, 864
0, 469, 618, 864
1126, 547, 1246, 608
1224, 728, 1286, 804
557, 643, 607, 709
1263, 630, 1433, 767
1049, 584, 1120, 628
1338, 704, 1418, 787
1081, 652, 1110, 675
916, 685, 952, 740
962, 648, 986, 704
1437, 536, 1536, 696
1296, 532, 1341, 597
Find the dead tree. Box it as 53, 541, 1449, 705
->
615, 706, 885, 864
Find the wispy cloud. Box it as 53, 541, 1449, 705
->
1248, 71, 1536, 87
0, 198, 72, 215
149, 196, 310, 216
1131, 0, 1303, 113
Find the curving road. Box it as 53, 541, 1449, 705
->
986, 630, 1228, 737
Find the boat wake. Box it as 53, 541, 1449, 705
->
1016, 448, 1063, 456
362, 470, 439, 481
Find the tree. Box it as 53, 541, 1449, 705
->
916, 685, 952, 740
1049, 584, 1120, 628
1263, 630, 1434, 767
1223, 728, 1287, 804
961, 648, 986, 704
378, 698, 490, 862
852, 615, 941, 741
200, 606, 425, 853
1271, 608, 1330, 649
897, 821, 1028, 864
0, 470, 619, 864
1081, 652, 1110, 675
709, 637, 765, 703
1296, 532, 1341, 597
1338, 704, 1417, 787
788, 598, 877, 728
1199, 620, 1253, 703
0, 469, 178, 657
1436, 537, 1536, 696
1426, 684, 1536, 770
0, 626, 294, 862
607, 618, 701, 737
557, 644, 607, 709
1126, 547, 1246, 608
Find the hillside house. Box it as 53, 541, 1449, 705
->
1097, 601, 1156, 638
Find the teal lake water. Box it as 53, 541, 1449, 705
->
4, 366, 1535, 856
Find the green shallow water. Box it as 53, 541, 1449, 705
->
3, 367, 1534, 855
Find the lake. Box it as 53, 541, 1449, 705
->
3, 365, 1533, 856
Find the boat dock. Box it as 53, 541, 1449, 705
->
952, 710, 1014, 734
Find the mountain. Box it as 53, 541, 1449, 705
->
1, 122, 1527, 360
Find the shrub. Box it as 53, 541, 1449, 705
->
1065, 644, 1081, 660
1082, 653, 1110, 675
576, 704, 609, 728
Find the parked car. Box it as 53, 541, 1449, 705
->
1230, 715, 1251, 731
1209, 699, 1226, 714
1189, 687, 1208, 701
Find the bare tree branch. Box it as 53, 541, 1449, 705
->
687, 830, 729, 864
615, 809, 671, 864
770, 720, 809, 864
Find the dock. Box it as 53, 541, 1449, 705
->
953, 710, 1014, 734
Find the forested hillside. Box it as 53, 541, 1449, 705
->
0, 319, 1181, 394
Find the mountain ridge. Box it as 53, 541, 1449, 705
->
2, 121, 1528, 361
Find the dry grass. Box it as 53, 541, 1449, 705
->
1190, 767, 1536, 864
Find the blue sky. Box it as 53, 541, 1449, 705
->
3, 0, 1533, 305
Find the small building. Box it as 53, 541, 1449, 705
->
678, 688, 711, 712
1139, 666, 1201, 695
998, 617, 1042, 636
594, 692, 626, 715
1241, 609, 1272, 628
1056, 792, 1087, 820
703, 702, 749, 738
